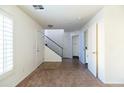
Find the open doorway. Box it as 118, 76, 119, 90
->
72, 35, 79, 59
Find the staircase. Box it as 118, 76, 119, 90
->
41, 32, 63, 58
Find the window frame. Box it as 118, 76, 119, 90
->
0, 9, 14, 80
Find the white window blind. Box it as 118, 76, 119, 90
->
0, 13, 13, 75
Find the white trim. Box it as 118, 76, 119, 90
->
0, 8, 13, 19
0, 69, 14, 80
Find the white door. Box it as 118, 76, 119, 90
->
72, 35, 79, 57
88, 23, 98, 77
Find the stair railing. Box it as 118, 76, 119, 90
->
41, 32, 63, 57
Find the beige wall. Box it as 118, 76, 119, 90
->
0, 6, 44, 86
104, 6, 124, 83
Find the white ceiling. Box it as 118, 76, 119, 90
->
19, 5, 103, 31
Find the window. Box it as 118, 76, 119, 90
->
0, 12, 13, 75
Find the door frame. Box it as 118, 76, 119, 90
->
72, 35, 79, 58
87, 23, 99, 78
96, 23, 98, 78
84, 30, 88, 64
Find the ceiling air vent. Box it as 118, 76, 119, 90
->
33, 5, 44, 10
48, 25, 53, 28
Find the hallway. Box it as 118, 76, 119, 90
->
17, 59, 104, 87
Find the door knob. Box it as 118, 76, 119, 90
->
92, 52, 96, 54
37, 49, 40, 52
